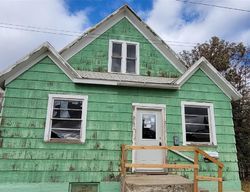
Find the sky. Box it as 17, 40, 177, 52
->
0, 0, 249, 72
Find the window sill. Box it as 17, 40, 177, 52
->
45, 138, 83, 144
185, 143, 217, 148
108, 71, 139, 76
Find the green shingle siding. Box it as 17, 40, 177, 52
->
68, 18, 180, 77
0, 57, 241, 191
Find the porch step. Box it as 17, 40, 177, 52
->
122, 174, 194, 192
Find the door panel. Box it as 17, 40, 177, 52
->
133, 107, 165, 172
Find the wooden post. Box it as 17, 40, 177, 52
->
121, 144, 126, 176
218, 166, 223, 192
194, 149, 199, 192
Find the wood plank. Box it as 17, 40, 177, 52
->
125, 163, 198, 169
194, 150, 199, 192
196, 176, 222, 182
218, 167, 223, 192
125, 145, 196, 151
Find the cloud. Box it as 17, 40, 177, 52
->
0, 0, 89, 71
146, 0, 250, 52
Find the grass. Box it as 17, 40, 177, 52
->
242, 180, 250, 192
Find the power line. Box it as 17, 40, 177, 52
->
0, 23, 198, 47
176, 0, 250, 13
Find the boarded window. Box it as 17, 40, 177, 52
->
69, 183, 98, 192
182, 102, 216, 145
44, 94, 88, 143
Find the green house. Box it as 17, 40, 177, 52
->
0, 5, 243, 192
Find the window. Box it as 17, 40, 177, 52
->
181, 102, 216, 145
44, 94, 88, 143
108, 40, 139, 74
69, 183, 98, 192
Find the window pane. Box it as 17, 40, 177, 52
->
127, 44, 136, 58
185, 107, 208, 115
52, 120, 81, 129
126, 59, 136, 73
54, 100, 82, 110
112, 43, 122, 57
186, 133, 210, 142
51, 129, 80, 140
142, 114, 156, 139
186, 124, 209, 133
185, 115, 208, 124
111, 58, 122, 72
53, 110, 82, 119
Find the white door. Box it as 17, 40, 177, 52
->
133, 104, 166, 172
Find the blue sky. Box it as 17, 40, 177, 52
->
0, 0, 249, 71
65, 0, 153, 24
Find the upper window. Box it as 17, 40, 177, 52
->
44, 94, 88, 143
108, 40, 139, 74
181, 102, 216, 145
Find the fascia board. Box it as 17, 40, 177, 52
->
0, 42, 80, 88
175, 57, 242, 101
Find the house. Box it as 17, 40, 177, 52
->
0, 5, 242, 192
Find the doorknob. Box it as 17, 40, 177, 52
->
159, 142, 162, 146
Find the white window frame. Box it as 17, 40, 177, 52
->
181, 101, 217, 146
44, 94, 88, 143
108, 39, 139, 74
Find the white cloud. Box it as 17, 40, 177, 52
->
0, 0, 89, 71
146, 0, 250, 52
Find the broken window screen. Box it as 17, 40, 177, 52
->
50, 99, 83, 140
184, 106, 210, 142
142, 114, 156, 139
111, 43, 122, 72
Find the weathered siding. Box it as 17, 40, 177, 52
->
68, 18, 181, 77
0, 57, 241, 191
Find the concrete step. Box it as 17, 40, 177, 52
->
122, 174, 194, 192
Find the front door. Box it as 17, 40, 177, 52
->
133, 104, 166, 172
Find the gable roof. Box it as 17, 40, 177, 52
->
0, 5, 242, 101
175, 57, 242, 101
59, 5, 187, 73
0, 42, 81, 88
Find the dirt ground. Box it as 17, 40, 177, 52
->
242, 181, 250, 192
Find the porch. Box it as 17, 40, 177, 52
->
120, 145, 224, 192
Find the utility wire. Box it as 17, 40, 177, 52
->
176, 0, 250, 13
0, 23, 198, 47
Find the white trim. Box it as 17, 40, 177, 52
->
44, 94, 88, 143
60, 5, 186, 73
181, 101, 217, 146
108, 39, 139, 74
0, 42, 81, 88
169, 150, 194, 163
132, 103, 166, 172
175, 57, 242, 101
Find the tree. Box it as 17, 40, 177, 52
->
180, 36, 250, 180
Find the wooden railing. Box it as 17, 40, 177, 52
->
121, 145, 224, 192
